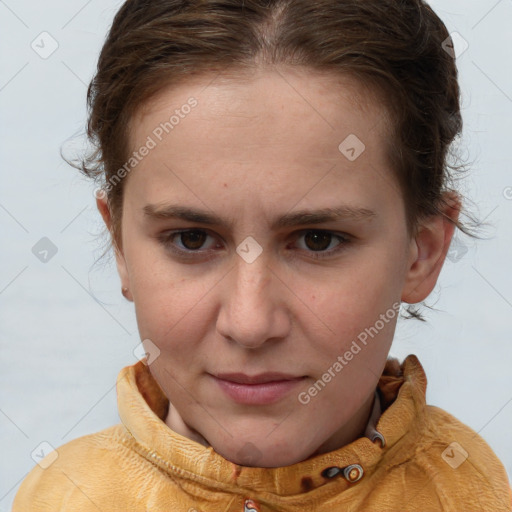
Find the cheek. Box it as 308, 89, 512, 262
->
125, 244, 212, 348
132, 280, 208, 348
303, 252, 402, 368
315, 261, 400, 331
306, 295, 398, 417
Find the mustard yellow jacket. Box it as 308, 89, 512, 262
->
13, 355, 512, 511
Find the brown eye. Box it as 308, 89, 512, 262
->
303, 231, 334, 251
158, 229, 220, 261
293, 230, 350, 260
179, 230, 208, 250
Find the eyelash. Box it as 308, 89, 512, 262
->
157, 229, 351, 261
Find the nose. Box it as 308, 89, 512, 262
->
216, 252, 291, 349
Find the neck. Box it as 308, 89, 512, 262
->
165, 406, 210, 448
310, 390, 376, 457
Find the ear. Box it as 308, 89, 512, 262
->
401, 191, 461, 304
96, 195, 134, 302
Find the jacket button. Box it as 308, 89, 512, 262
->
343, 464, 364, 483
244, 499, 260, 511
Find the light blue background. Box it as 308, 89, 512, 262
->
1, 1, 511, 509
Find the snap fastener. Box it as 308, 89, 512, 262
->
244, 499, 260, 511
371, 431, 386, 448
321, 466, 343, 479
343, 463, 364, 483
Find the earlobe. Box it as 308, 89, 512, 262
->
95, 195, 134, 302
401, 192, 461, 304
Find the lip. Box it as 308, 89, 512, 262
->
211, 372, 307, 405
214, 372, 303, 384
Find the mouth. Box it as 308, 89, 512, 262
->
214, 372, 304, 384
210, 372, 307, 405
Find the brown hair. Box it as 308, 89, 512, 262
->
66, 0, 480, 320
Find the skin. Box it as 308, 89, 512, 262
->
97, 65, 460, 467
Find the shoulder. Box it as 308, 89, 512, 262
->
384, 404, 512, 510
12, 424, 145, 512
424, 404, 508, 478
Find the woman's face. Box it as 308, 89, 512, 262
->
99, 66, 446, 467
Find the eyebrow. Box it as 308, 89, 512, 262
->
143, 203, 376, 229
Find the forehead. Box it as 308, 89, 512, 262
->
130, 65, 391, 147
124, 66, 400, 223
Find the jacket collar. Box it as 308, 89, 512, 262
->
116, 354, 427, 497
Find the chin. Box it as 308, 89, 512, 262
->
214, 438, 310, 468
